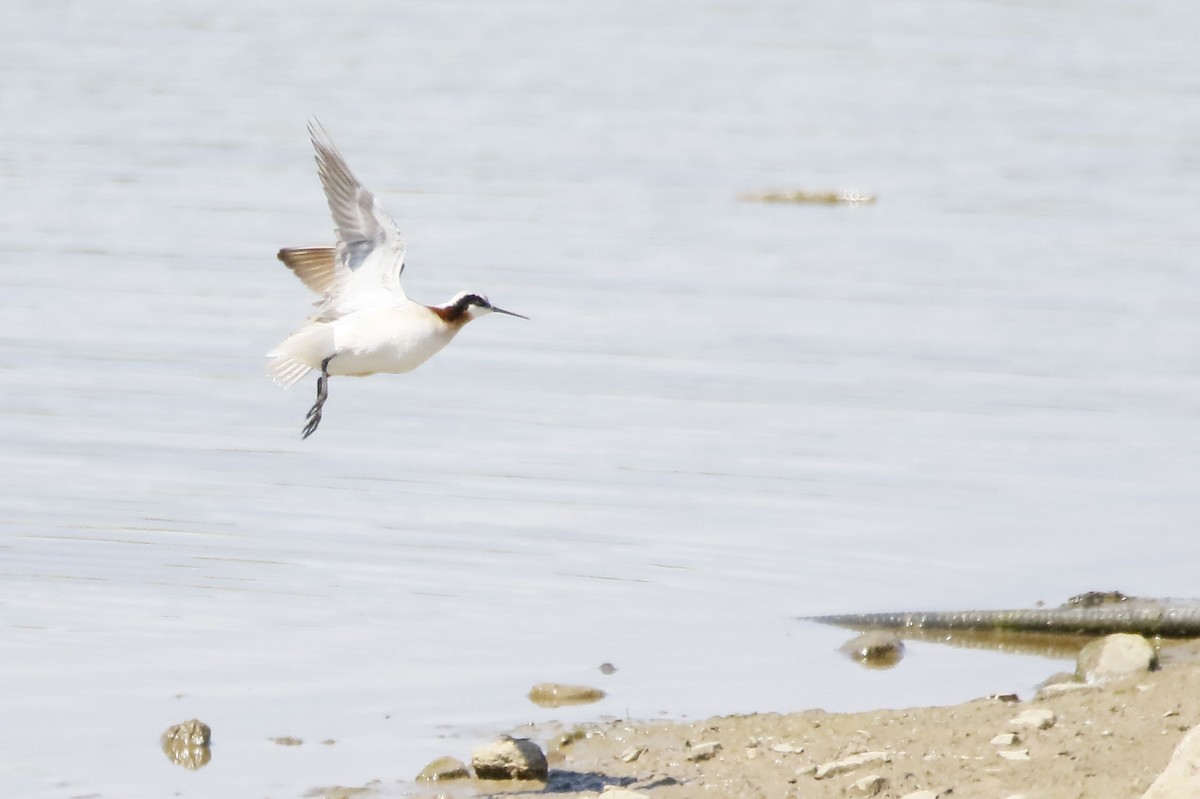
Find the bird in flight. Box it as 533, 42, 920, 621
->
268, 121, 527, 438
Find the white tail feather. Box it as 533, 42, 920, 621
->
266, 323, 334, 389
266, 351, 313, 388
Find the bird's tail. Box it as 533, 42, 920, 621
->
266, 323, 333, 389
266, 350, 312, 388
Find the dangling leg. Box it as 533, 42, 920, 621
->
302, 356, 333, 439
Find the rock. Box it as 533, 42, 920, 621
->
599, 662, 618, 675
998, 749, 1031, 761
528, 682, 607, 708
813, 751, 891, 779
769, 742, 803, 754
1077, 633, 1158, 683
899, 791, 941, 799
990, 733, 1019, 746
471, 736, 549, 781
1009, 708, 1056, 730
619, 745, 647, 763
415, 755, 470, 782
1037, 681, 1098, 698
839, 632, 905, 668
854, 774, 888, 795
687, 741, 722, 761
160, 719, 212, 770
162, 719, 210, 746
550, 728, 587, 751
1142, 723, 1200, 798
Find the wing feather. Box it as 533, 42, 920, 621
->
305, 119, 408, 317
277, 246, 338, 295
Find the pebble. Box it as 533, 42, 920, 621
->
619, 745, 647, 763
813, 751, 892, 780
998, 749, 1031, 761
854, 774, 888, 795
161, 719, 211, 747
1037, 681, 1097, 698
990, 733, 1019, 746
769, 742, 803, 754
687, 741, 722, 762
1010, 708, 1056, 730
160, 719, 212, 770
899, 791, 941, 799
415, 756, 470, 782
1076, 633, 1158, 683
471, 736, 549, 781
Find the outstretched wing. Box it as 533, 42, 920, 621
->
307, 119, 408, 316
277, 246, 337, 295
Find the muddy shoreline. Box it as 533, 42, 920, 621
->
398, 641, 1200, 799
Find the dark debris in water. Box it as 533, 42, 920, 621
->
742, 189, 877, 205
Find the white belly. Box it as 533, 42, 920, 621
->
328, 307, 457, 376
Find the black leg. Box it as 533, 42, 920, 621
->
302, 356, 333, 439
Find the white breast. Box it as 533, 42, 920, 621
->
328, 305, 458, 376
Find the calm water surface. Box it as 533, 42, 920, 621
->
2, 1, 1199, 796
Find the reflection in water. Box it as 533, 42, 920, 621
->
848, 628, 1096, 661
838, 632, 905, 669
527, 682, 607, 708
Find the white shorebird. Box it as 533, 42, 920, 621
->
268, 121, 527, 438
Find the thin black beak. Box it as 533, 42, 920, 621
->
491, 306, 529, 320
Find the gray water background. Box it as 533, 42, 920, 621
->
2, 0, 1199, 796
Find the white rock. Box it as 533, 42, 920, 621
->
1142, 724, 1200, 799
687, 741, 722, 762
998, 749, 1031, 761
1010, 708, 1056, 730
990, 733, 1019, 746
814, 751, 891, 779
899, 791, 941, 799
770, 742, 803, 754
619, 746, 647, 763
854, 774, 888, 795
1076, 633, 1157, 683
471, 736, 548, 781
1037, 681, 1098, 698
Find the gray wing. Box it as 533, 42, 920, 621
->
307, 120, 408, 307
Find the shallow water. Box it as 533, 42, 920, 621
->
3, 0, 1199, 796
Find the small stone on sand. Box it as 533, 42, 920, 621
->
471, 736, 548, 781
415, 755, 470, 782
1010, 708, 1056, 730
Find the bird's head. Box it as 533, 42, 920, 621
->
445, 291, 528, 323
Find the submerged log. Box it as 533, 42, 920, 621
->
809, 598, 1200, 639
